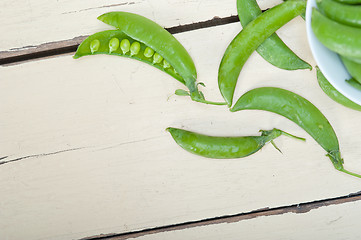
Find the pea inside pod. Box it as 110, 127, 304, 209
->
231, 87, 361, 178
96, 12, 214, 103
167, 127, 305, 159
74, 30, 184, 83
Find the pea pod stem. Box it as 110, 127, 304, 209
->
218, 0, 307, 106
231, 87, 361, 178
340, 168, 361, 178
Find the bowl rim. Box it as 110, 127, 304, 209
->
305, 0, 361, 105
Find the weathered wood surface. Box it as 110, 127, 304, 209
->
0, 0, 279, 55
106, 197, 361, 240
2, 1, 361, 240
2, 18, 361, 240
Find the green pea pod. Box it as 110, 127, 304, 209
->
218, 0, 307, 107
311, 8, 361, 59
316, 0, 361, 28
282, 0, 306, 19
231, 87, 361, 178
346, 78, 361, 91
334, 0, 361, 4
97, 12, 196, 83
238, 0, 311, 70
74, 30, 184, 83
75, 12, 226, 105
316, 67, 361, 111
340, 56, 361, 84
167, 127, 305, 159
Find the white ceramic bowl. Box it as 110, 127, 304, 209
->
305, 0, 361, 104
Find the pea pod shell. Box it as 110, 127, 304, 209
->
340, 56, 361, 84
311, 8, 361, 59
97, 12, 197, 83
73, 30, 183, 83
167, 127, 287, 159
316, 0, 361, 28
231, 87, 342, 169
316, 67, 361, 111
346, 78, 361, 91
218, 0, 307, 106
237, 0, 311, 70
334, 0, 361, 4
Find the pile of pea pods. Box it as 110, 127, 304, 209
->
74, 0, 361, 178
312, 0, 361, 89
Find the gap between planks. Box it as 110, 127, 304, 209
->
0, 16, 239, 66
82, 192, 361, 240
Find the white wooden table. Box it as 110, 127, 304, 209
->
1, 1, 361, 239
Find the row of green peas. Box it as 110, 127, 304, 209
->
89, 38, 172, 69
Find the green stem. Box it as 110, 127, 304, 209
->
270, 140, 282, 153
340, 168, 361, 178
193, 98, 228, 105
279, 129, 306, 141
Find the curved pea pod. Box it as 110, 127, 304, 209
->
218, 0, 307, 107
311, 8, 361, 59
316, 67, 361, 111
316, 0, 361, 28
334, 0, 361, 4
167, 127, 305, 159
97, 12, 198, 92
231, 87, 361, 178
340, 56, 361, 84
237, 0, 311, 70
346, 78, 361, 91
74, 30, 184, 83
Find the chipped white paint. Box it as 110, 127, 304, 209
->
131, 200, 361, 240
0, 0, 281, 52
1, 18, 361, 240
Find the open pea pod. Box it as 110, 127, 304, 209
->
97, 12, 197, 84
74, 30, 184, 83
75, 12, 226, 105
231, 87, 361, 178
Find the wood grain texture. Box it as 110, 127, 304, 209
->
101, 198, 361, 240
2, 18, 361, 240
0, 0, 280, 53
84, 194, 361, 239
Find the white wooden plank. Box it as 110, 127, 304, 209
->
1, 19, 361, 240
130, 200, 361, 240
0, 0, 280, 52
